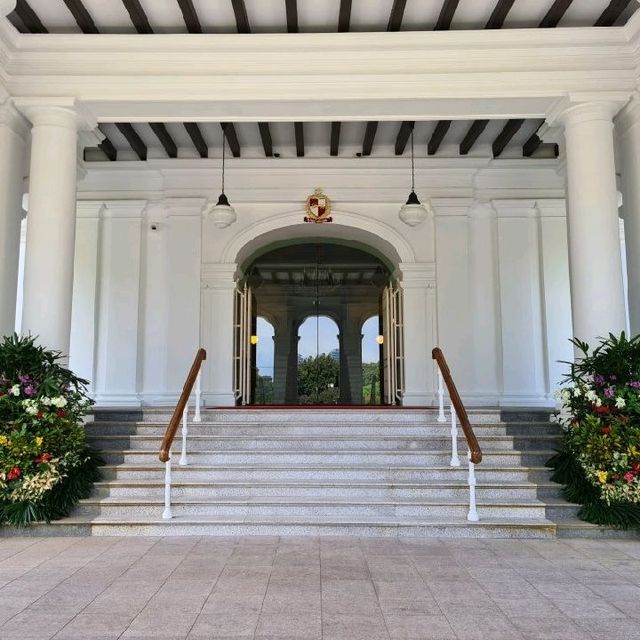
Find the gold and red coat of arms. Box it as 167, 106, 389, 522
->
304, 188, 332, 223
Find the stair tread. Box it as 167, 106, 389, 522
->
94, 480, 553, 488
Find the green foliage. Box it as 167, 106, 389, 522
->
548, 332, 640, 530
362, 362, 381, 404
297, 354, 339, 404
255, 375, 274, 404
0, 334, 101, 527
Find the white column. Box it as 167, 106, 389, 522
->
399, 263, 437, 406
0, 101, 28, 337
554, 101, 626, 346
468, 201, 501, 404
17, 102, 92, 356
617, 94, 640, 336
201, 264, 237, 406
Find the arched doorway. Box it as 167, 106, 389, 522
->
234, 241, 402, 405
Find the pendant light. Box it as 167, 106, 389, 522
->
399, 127, 433, 226
208, 127, 237, 228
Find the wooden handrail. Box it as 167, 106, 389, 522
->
159, 348, 206, 463
432, 347, 482, 464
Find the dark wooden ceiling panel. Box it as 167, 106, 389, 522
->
63, 0, 99, 34
121, 0, 153, 34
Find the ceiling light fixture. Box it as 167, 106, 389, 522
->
399, 127, 433, 226
208, 126, 237, 228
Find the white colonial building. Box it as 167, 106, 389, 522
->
1, 0, 640, 536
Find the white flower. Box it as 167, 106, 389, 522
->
573, 387, 583, 397
51, 396, 67, 408
40, 396, 51, 406
615, 397, 626, 409
585, 390, 598, 403
594, 398, 602, 407
22, 399, 39, 416
9, 384, 20, 397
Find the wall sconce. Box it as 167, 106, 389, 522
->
376, 335, 384, 345
250, 335, 259, 345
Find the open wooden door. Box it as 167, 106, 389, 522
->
382, 282, 405, 405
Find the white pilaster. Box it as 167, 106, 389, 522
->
616, 93, 640, 336
551, 100, 627, 347
468, 201, 501, 404
0, 101, 28, 337
17, 100, 95, 356
201, 263, 237, 406
398, 262, 436, 406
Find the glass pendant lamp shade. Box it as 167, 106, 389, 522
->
208, 133, 237, 228
399, 129, 433, 227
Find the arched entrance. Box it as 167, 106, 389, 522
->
233, 242, 403, 405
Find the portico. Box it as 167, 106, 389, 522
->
0, 1, 639, 408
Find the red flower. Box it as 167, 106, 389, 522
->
595, 405, 610, 415
7, 467, 22, 481
34, 452, 52, 465
633, 464, 640, 473
56, 409, 65, 418
601, 426, 611, 434
36, 410, 44, 419
623, 472, 636, 483
619, 415, 629, 424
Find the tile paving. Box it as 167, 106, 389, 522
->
0, 535, 638, 639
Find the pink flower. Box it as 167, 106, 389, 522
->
7, 467, 22, 481
623, 472, 636, 483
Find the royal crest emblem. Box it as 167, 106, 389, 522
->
304, 188, 332, 223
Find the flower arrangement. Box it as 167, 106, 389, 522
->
547, 333, 640, 529
0, 334, 101, 527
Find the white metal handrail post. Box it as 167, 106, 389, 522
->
449, 406, 460, 467
467, 450, 479, 521
179, 400, 189, 466
437, 370, 446, 422
194, 370, 202, 423
162, 460, 172, 519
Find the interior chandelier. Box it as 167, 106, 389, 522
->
399, 127, 433, 226
208, 127, 237, 228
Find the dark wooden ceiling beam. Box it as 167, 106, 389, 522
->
15, 0, 47, 33
387, 0, 407, 31
231, 0, 251, 33
116, 123, 147, 160
330, 122, 341, 156
523, 133, 542, 157
595, 0, 632, 27
63, 0, 99, 33
98, 137, 118, 162
177, 0, 202, 33
258, 123, 273, 157
285, 0, 298, 33
460, 120, 489, 155
362, 121, 378, 156
338, 0, 352, 32
184, 123, 208, 158
221, 123, 241, 158
149, 123, 177, 158
492, 119, 524, 157
294, 122, 304, 157
121, 0, 153, 34
434, 0, 460, 30
394, 121, 414, 155
427, 120, 451, 155
485, 0, 516, 29
539, 0, 573, 28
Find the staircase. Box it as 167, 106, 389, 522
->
11, 406, 613, 539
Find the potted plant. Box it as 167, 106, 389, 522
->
0, 334, 101, 526
548, 333, 640, 529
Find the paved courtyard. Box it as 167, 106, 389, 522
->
0, 535, 639, 640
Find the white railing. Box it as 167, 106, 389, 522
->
160, 349, 206, 520
434, 351, 481, 523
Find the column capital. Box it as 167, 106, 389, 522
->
469, 200, 496, 220
201, 263, 237, 290
615, 90, 640, 136
546, 94, 629, 128
0, 1, 16, 17
13, 98, 97, 131
397, 262, 436, 289
0, 99, 29, 139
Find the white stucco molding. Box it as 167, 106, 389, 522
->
546, 93, 631, 129
201, 263, 237, 290
469, 200, 497, 220
76, 201, 106, 219
431, 198, 474, 217
101, 200, 148, 219
534, 200, 566, 218
12, 97, 98, 132
615, 89, 640, 136
222, 208, 416, 267
0, 98, 28, 139
163, 197, 207, 217
397, 263, 436, 289
491, 199, 538, 218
